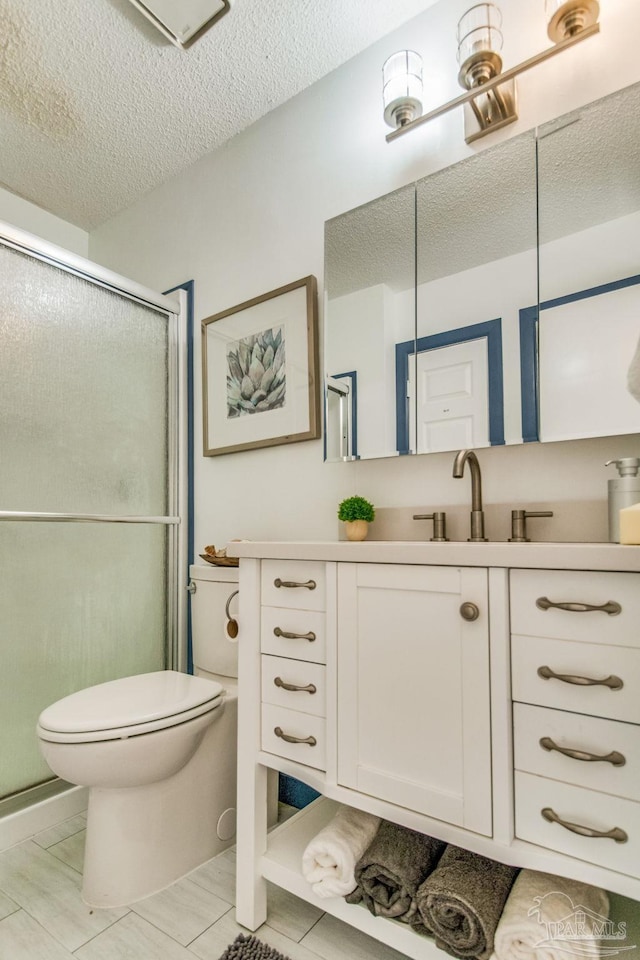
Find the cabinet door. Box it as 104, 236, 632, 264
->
337, 563, 491, 836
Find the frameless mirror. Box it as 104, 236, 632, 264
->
414, 132, 537, 454
324, 80, 640, 462
324, 184, 416, 460
534, 82, 640, 443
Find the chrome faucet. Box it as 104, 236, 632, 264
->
452, 449, 487, 542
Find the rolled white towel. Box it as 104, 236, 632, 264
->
301, 805, 381, 900
494, 870, 609, 960
628, 336, 640, 403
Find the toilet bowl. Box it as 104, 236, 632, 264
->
36, 565, 241, 908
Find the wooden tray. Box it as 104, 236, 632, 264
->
199, 553, 239, 567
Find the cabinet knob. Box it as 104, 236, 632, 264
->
459, 602, 480, 621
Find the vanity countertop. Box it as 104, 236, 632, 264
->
226, 539, 640, 571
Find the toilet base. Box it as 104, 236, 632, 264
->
81, 695, 237, 908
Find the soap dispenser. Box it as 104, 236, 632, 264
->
605, 458, 640, 542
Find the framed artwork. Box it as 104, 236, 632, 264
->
202, 276, 320, 456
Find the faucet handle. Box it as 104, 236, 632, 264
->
509, 509, 554, 543
412, 511, 449, 542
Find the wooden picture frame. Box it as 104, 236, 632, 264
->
202, 276, 320, 456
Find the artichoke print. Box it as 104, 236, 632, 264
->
227, 325, 286, 418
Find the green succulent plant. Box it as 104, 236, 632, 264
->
337, 495, 375, 523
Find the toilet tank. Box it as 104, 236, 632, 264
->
189, 564, 239, 679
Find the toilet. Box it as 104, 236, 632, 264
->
36, 564, 240, 908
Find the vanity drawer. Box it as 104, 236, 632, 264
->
261, 560, 326, 611
514, 703, 640, 801
510, 569, 640, 648
261, 655, 326, 718
514, 771, 639, 878
260, 607, 326, 663
511, 634, 640, 723
261, 703, 326, 770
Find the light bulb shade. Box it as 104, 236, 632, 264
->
545, 0, 600, 41
382, 50, 423, 128
457, 3, 504, 89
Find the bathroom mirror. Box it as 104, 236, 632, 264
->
533, 82, 640, 444
413, 131, 537, 455
324, 80, 640, 462
324, 184, 416, 460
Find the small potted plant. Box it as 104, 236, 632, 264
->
338, 495, 375, 542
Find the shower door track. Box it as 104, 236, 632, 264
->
0, 512, 180, 524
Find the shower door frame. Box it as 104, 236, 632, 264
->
0, 218, 188, 675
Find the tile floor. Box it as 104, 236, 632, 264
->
0, 809, 408, 960
1, 809, 639, 960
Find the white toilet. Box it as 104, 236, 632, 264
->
36, 564, 240, 908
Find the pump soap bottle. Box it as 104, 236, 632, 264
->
605, 458, 640, 543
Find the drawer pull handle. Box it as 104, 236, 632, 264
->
536, 597, 621, 616
539, 737, 626, 767
273, 626, 316, 642
537, 665, 624, 690
541, 807, 628, 843
274, 578, 316, 590
274, 677, 317, 694
274, 726, 316, 746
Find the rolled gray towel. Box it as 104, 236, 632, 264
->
349, 820, 446, 927
416, 845, 519, 959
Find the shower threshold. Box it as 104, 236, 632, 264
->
0, 778, 87, 852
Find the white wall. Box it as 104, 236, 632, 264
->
0, 185, 88, 256
89, 0, 640, 546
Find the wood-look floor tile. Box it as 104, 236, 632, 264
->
187, 910, 251, 959
131, 877, 232, 945
74, 912, 196, 960
188, 850, 236, 905
265, 884, 323, 942
0, 909, 76, 959
0, 888, 19, 921
188, 907, 323, 960
33, 815, 87, 850
301, 912, 410, 960
48, 830, 86, 873
0, 839, 126, 951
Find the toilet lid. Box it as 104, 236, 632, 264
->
38, 671, 223, 735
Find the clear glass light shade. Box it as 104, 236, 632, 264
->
545, 0, 600, 41
456, 3, 504, 88
382, 50, 423, 128
457, 3, 503, 64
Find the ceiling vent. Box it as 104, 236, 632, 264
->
126, 0, 230, 49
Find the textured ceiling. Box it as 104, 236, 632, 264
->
0, 0, 441, 230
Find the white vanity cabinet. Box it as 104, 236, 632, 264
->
337, 563, 492, 835
510, 568, 640, 878
232, 542, 640, 959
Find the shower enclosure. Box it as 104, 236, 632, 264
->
0, 221, 186, 812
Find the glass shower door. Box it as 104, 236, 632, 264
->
0, 238, 181, 801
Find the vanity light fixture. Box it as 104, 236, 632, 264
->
383, 0, 600, 145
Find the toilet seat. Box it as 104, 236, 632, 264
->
37, 671, 223, 744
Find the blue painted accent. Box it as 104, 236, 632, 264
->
164, 280, 195, 674
519, 305, 539, 442
332, 370, 358, 459
519, 273, 640, 444
278, 773, 320, 809
396, 319, 505, 453
396, 343, 412, 455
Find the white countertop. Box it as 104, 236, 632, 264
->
226, 540, 640, 571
